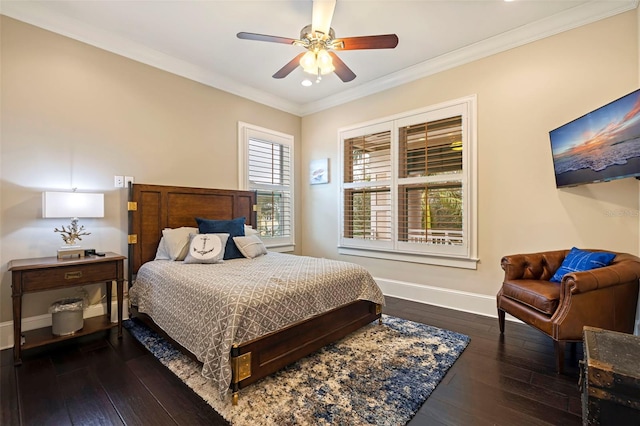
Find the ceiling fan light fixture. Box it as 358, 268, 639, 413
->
300, 50, 318, 74
319, 63, 335, 74
300, 48, 334, 76
316, 49, 332, 66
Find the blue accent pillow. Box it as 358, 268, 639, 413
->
550, 247, 616, 283
195, 217, 246, 259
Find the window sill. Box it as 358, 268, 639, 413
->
266, 243, 295, 253
337, 246, 479, 270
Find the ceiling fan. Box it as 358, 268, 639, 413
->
237, 0, 398, 83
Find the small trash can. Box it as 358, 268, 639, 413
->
49, 298, 84, 336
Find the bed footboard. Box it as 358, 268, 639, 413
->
230, 299, 382, 405
131, 300, 382, 406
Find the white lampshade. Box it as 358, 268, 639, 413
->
42, 191, 104, 218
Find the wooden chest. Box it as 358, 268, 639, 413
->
581, 326, 640, 425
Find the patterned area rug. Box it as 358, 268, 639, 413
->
124, 315, 470, 425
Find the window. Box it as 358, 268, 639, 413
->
238, 122, 294, 251
339, 96, 477, 269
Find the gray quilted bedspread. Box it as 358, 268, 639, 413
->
129, 252, 385, 397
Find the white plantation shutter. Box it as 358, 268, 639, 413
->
397, 116, 464, 252
249, 140, 292, 239
398, 182, 463, 245
398, 116, 463, 178
339, 96, 477, 268
239, 123, 294, 250
343, 130, 392, 245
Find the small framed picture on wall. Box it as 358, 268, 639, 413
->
310, 158, 329, 185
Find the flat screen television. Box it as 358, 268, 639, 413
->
549, 88, 640, 188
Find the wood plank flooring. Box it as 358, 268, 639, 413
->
1, 297, 583, 425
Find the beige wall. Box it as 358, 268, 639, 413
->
0, 17, 301, 321
300, 11, 639, 306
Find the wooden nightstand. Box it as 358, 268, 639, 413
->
9, 252, 126, 365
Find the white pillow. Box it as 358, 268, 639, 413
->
161, 227, 198, 261
233, 235, 268, 259
244, 225, 259, 236
154, 237, 170, 260
183, 233, 229, 264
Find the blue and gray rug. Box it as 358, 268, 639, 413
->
124, 314, 470, 425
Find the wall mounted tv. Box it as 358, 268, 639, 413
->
549, 88, 640, 188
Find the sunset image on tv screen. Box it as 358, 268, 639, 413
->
550, 89, 640, 187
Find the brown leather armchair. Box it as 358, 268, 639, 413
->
497, 249, 640, 373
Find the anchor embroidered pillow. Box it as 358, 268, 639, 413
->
183, 233, 229, 264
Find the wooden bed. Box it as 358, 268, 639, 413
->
127, 183, 382, 404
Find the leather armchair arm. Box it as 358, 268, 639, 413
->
553, 254, 640, 340
562, 257, 640, 294
501, 250, 567, 281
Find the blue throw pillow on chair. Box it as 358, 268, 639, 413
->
550, 247, 616, 283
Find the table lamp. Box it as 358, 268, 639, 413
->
42, 191, 104, 258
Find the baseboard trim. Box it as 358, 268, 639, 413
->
0, 299, 129, 350
375, 277, 521, 323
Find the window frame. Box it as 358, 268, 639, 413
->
238, 121, 295, 252
338, 96, 478, 269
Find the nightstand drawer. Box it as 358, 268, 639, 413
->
20, 261, 118, 292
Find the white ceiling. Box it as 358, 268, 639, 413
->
1, 1, 637, 116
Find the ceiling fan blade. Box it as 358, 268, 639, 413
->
273, 53, 306, 79
335, 34, 399, 50
329, 52, 356, 82
311, 0, 336, 36
237, 32, 297, 45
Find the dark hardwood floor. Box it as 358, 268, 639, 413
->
1, 297, 584, 425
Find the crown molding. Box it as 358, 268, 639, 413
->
299, 0, 639, 116
2, 0, 637, 117
0, 1, 304, 115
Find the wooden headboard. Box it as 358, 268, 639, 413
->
128, 183, 257, 278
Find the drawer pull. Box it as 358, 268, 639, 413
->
65, 271, 83, 280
